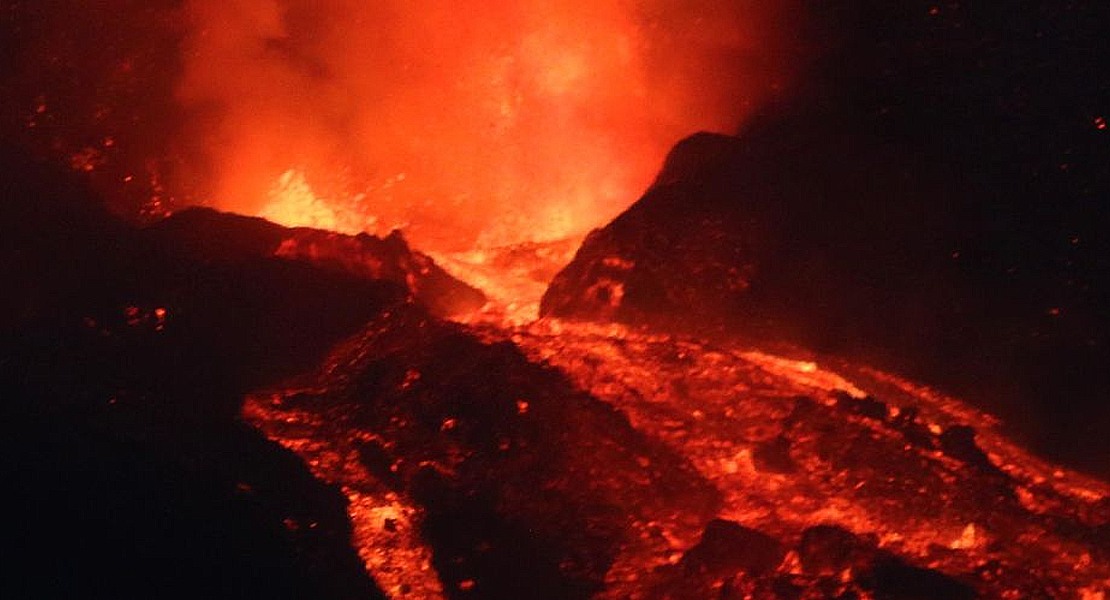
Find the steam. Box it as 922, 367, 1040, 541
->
178, 0, 792, 249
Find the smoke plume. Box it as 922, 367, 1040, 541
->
177, 0, 795, 249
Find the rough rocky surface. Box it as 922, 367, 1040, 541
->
146, 207, 486, 318
2, 150, 393, 598
649, 520, 975, 600
488, 319, 1110, 599
246, 306, 720, 599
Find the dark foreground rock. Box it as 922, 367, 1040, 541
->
2, 149, 393, 598
146, 207, 486, 318
677, 519, 786, 578
1, 148, 725, 600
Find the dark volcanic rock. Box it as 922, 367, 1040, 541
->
834, 392, 889, 422
752, 435, 796, 474
797, 525, 878, 576
147, 207, 486, 317
540, 123, 950, 339
653, 522, 974, 600
939, 426, 1007, 479
1, 150, 388, 598
864, 554, 976, 600
679, 519, 786, 578
7, 417, 384, 600
799, 525, 976, 600
542, 133, 757, 325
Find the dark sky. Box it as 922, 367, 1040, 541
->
755, 1, 1110, 471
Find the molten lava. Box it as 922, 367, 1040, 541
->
235, 223, 1110, 598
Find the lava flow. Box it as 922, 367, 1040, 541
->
243, 247, 1110, 598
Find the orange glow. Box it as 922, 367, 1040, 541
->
261, 169, 370, 234
242, 396, 444, 598
178, 0, 795, 250
429, 236, 582, 323
247, 317, 1110, 597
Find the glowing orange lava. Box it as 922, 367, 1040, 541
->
246, 313, 1110, 598
239, 213, 1110, 598
261, 169, 370, 234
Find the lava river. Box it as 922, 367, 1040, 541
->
244, 249, 1110, 599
